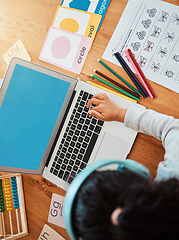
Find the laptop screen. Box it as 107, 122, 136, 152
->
0, 64, 71, 170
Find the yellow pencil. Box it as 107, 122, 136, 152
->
87, 81, 137, 103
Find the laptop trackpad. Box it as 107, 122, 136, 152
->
95, 133, 129, 162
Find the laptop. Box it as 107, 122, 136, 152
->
0, 57, 140, 191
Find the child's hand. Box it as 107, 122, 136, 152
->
87, 93, 127, 122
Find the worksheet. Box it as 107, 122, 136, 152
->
103, 0, 179, 93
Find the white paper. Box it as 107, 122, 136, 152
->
103, 0, 179, 93
48, 193, 65, 229
38, 224, 65, 240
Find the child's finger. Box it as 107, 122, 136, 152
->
90, 104, 104, 113
88, 110, 104, 120
87, 98, 102, 108
92, 93, 108, 100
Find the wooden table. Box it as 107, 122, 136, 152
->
0, 0, 178, 239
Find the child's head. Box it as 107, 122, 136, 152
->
73, 171, 179, 240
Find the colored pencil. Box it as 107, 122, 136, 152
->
125, 49, 156, 98
87, 81, 137, 102
113, 52, 149, 98
90, 74, 140, 101
93, 69, 140, 99
97, 59, 140, 95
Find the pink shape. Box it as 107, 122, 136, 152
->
51, 36, 71, 59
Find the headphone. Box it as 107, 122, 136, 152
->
64, 159, 151, 240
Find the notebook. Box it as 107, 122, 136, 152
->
0, 58, 140, 191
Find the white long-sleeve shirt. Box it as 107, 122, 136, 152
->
124, 106, 179, 181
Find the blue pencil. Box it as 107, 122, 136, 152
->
113, 51, 149, 98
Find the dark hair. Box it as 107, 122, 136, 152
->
73, 170, 179, 240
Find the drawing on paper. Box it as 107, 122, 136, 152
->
138, 56, 147, 67
164, 31, 175, 42
164, 69, 174, 78
144, 40, 154, 52
158, 11, 169, 22
102, 0, 179, 93
141, 19, 152, 28
136, 31, 146, 40
172, 54, 179, 63
150, 26, 161, 37
150, 62, 161, 73
157, 47, 168, 57
172, 14, 179, 25
147, 8, 157, 18
131, 42, 141, 51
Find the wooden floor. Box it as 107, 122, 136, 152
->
0, 0, 179, 239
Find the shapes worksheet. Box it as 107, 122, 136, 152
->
103, 0, 179, 93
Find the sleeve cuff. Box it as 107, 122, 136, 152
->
124, 106, 146, 131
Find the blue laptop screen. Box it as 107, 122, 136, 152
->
0, 64, 70, 170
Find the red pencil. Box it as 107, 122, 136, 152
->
126, 49, 156, 98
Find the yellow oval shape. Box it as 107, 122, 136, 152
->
60, 18, 79, 33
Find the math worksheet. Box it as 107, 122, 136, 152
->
103, 0, 179, 93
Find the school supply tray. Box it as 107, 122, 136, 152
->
0, 173, 28, 239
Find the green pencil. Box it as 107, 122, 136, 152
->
90, 74, 140, 101
97, 59, 140, 95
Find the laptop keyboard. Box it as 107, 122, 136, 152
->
50, 90, 104, 184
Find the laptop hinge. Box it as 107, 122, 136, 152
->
45, 90, 76, 167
